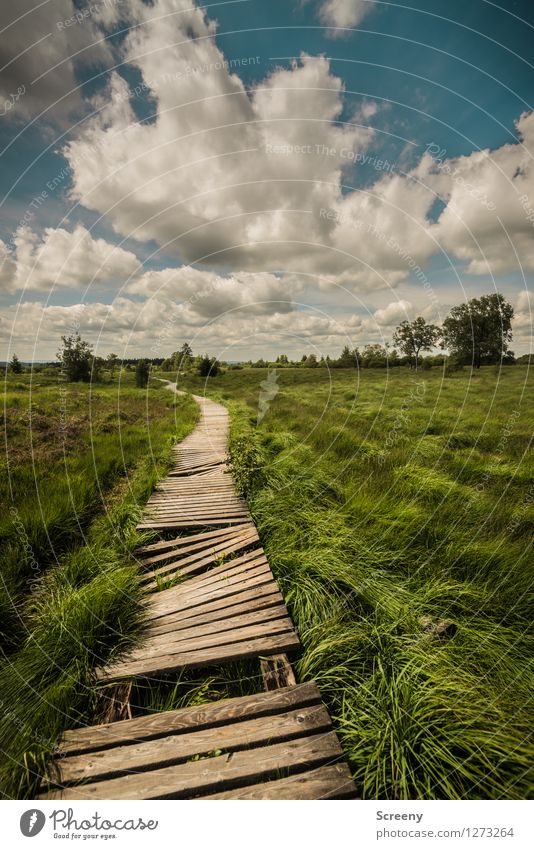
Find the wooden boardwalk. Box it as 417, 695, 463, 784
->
39, 388, 356, 800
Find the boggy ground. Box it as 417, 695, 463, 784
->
167, 364, 534, 799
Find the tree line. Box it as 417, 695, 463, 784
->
242, 293, 518, 371
7, 292, 525, 381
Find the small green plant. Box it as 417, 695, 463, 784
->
135, 359, 150, 387
228, 435, 263, 497
154, 570, 184, 591
444, 355, 464, 375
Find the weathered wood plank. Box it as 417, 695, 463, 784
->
96, 631, 299, 681
52, 704, 332, 784
147, 591, 284, 636
59, 683, 321, 755
203, 764, 357, 800
145, 583, 284, 625
261, 654, 297, 691
41, 732, 343, 800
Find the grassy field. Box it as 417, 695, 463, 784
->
0, 371, 198, 796
165, 364, 534, 799
1, 364, 533, 799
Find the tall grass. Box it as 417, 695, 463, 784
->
0, 373, 198, 651
175, 365, 534, 798
0, 376, 198, 797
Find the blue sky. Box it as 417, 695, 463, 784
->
1, 0, 533, 360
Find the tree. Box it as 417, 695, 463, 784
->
57, 333, 94, 382
393, 317, 440, 370
337, 345, 359, 368
361, 344, 388, 368
198, 355, 219, 377
441, 294, 514, 368
176, 342, 193, 371
10, 353, 22, 374
135, 359, 150, 387
107, 353, 120, 377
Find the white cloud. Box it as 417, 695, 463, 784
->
0, 296, 351, 361
0, 224, 141, 293
62, 1, 534, 295
0, 0, 113, 124
514, 290, 533, 331
420, 111, 534, 275
317, 0, 375, 31
63, 0, 430, 292
371, 299, 413, 326
127, 266, 298, 318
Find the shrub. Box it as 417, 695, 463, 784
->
444, 356, 464, 375
228, 435, 263, 497
135, 359, 150, 387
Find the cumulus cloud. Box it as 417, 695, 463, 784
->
0, 295, 357, 361
63, 0, 430, 291
420, 111, 534, 275
371, 299, 413, 326
127, 266, 298, 318
513, 290, 533, 330
0, 0, 113, 124
61, 0, 534, 294
0, 224, 141, 293
317, 0, 375, 32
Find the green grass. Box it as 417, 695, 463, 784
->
0, 371, 198, 650
166, 364, 534, 799
0, 372, 198, 797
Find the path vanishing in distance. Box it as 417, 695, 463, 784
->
39, 383, 357, 800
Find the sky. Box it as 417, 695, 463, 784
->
0, 0, 533, 362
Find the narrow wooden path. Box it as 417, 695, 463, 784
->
39, 386, 356, 800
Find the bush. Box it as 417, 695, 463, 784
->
228, 435, 263, 497
198, 355, 219, 377
444, 356, 464, 375
135, 359, 150, 387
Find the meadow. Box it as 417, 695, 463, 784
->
0, 371, 198, 796
168, 364, 534, 799
1, 363, 533, 800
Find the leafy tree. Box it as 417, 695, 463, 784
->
393, 317, 440, 370
176, 342, 193, 371
57, 333, 94, 382
135, 359, 150, 387
92, 357, 106, 382
337, 345, 359, 368
361, 344, 389, 368
107, 353, 120, 377
441, 294, 514, 368
10, 354, 22, 374
198, 355, 219, 377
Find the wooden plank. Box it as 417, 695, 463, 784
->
96, 631, 300, 681
144, 564, 274, 617
103, 616, 295, 668
139, 530, 260, 583
138, 515, 246, 526
261, 654, 297, 691
144, 605, 290, 643
145, 584, 284, 626
136, 524, 252, 557
147, 591, 284, 636
51, 704, 332, 785
203, 764, 357, 800
59, 683, 321, 756
40, 731, 343, 800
